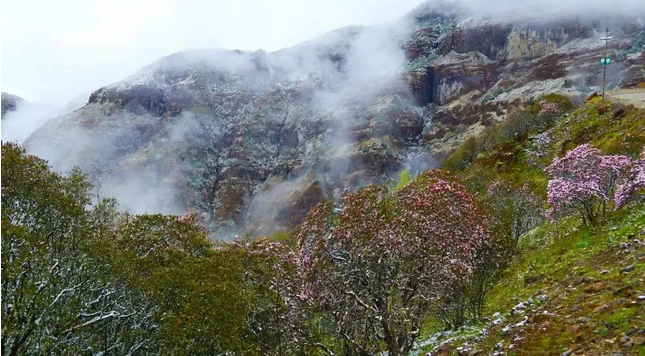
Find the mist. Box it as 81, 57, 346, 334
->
456, 0, 645, 18
1, 98, 86, 143
3, 0, 643, 101
2, 0, 644, 237
1, 0, 424, 103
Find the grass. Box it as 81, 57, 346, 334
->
550, 96, 645, 157
418, 203, 645, 355
420, 96, 645, 355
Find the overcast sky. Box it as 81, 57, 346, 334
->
1, 0, 424, 103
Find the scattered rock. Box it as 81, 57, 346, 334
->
576, 316, 590, 324
507, 316, 529, 329
593, 304, 610, 313
537, 294, 549, 301
575, 333, 586, 343
569, 304, 582, 312
584, 282, 605, 293
532, 313, 552, 323
562, 344, 581, 356
511, 299, 532, 315
621, 265, 635, 273
613, 285, 635, 297
492, 312, 506, 325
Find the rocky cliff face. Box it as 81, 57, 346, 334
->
1, 92, 24, 117
428, 50, 498, 105
24, 1, 645, 238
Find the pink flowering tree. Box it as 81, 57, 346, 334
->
615, 149, 645, 208
297, 171, 491, 355
216, 238, 335, 355
545, 144, 631, 225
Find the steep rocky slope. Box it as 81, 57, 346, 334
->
24, 1, 645, 238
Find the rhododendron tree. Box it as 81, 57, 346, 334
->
218, 238, 337, 355
545, 144, 631, 225
615, 149, 645, 208
486, 181, 543, 242
459, 181, 543, 320
297, 171, 491, 355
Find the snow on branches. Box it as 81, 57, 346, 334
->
295, 170, 491, 355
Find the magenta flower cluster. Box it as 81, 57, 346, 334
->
615, 149, 645, 208
545, 144, 635, 224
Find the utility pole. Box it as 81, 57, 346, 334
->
600, 27, 613, 100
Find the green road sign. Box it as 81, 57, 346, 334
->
601, 57, 611, 66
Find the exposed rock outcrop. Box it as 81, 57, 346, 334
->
428, 50, 497, 104
23, 1, 645, 238
1, 92, 25, 117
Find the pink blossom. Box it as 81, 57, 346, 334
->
615, 149, 645, 207
545, 144, 631, 224
294, 171, 491, 353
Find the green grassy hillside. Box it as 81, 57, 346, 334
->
415, 95, 645, 355
416, 205, 644, 355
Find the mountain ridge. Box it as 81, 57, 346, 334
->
23, 1, 645, 238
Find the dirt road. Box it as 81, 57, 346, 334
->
607, 89, 645, 108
